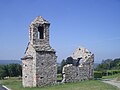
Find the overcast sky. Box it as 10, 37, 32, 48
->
0, 0, 120, 63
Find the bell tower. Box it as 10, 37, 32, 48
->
29, 16, 49, 45
22, 16, 57, 87
29, 16, 54, 51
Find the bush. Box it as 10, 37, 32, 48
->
107, 70, 120, 75
102, 71, 107, 76
94, 71, 102, 79
102, 70, 120, 76
108, 71, 112, 76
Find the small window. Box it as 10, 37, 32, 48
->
76, 73, 78, 76
25, 76, 27, 78
38, 26, 44, 39
40, 77, 44, 79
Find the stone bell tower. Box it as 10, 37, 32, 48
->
21, 16, 57, 87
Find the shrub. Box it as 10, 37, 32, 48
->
108, 71, 112, 76
102, 71, 107, 76
94, 71, 102, 79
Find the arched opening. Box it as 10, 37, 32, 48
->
38, 26, 44, 39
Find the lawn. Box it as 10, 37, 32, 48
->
0, 77, 119, 90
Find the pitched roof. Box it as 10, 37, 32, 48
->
31, 16, 50, 25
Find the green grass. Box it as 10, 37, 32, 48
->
0, 77, 119, 90
57, 74, 62, 81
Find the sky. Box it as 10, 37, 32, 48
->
0, 0, 120, 63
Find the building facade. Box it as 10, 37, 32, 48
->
21, 16, 57, 87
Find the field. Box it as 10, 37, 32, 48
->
0, 77, 119, 90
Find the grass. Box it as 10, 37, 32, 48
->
0, 77, 119, 90
57, 74, 62, 81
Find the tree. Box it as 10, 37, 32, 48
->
60, 59, 66, 73
57, 65, 61, 74
113, 58, 120, 69
8, 64, 22, 77
95, 58, 120, 71
0, 64, 22, 79
0, 65, 6, 79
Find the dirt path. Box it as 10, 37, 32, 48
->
102, 79, 120, 89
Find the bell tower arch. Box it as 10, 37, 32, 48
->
29, 16, 50, 46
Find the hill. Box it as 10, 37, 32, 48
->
0, 60, 21, 65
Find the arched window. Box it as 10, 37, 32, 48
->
38, 26, 44, 39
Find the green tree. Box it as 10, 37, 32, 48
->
113, 58, 120, 69
0, 65, 6, 79
8, 64, 22, 77
57, 65, 61, 74
0, 64, 22, 79
60, 59, 66, 73
95, 58, 120, 76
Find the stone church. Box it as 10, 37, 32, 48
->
21, 16, 57, 87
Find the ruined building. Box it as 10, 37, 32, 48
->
21, 16, 57, 87
62, 47, 94, 83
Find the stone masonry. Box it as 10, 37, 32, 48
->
21, 16, 57, 87
62, 47, 94, 83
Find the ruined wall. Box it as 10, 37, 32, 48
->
62, 64, 89, 83
62, 47, 94, 83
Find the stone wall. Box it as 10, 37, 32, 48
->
62, 64, 89, 83
36, 51, 57, 86
62, 47, 94, 83
29, 16, 50, 46
22, 57, 33, 87
21, 16, 57, 87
